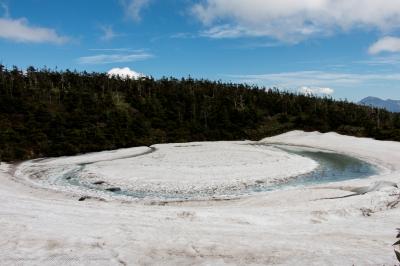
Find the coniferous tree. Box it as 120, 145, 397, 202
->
0, 66, 399, 161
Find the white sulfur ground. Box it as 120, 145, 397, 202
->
0, 131, 399, 265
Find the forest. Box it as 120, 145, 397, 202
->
1, 65, 400, 162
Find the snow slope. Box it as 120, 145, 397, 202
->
0, 131, 399, 265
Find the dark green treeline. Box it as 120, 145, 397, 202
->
1, 66, 399, 161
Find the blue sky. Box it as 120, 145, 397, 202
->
1, 0, 400, 101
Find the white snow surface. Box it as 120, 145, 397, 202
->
1, 131, 399, 265
15, 142, 318, 200
80, 142, 318, 196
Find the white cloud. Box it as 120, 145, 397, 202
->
170, 32, 198, 39
0, 17, 68, 44
100, 25, 118, 41
108, 67, 144, 79
121, 0, 151, 21
192, 0, 400, 42
89, 48, 135, 52
368, 36, 400, 54
228, 71, 400, 85
298, 86, 334, 96
356, 55, 400, 66
226, 70, 400, 94
78, 52, 153, 64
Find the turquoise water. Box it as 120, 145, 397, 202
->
250, 144, 377, 193
62, 144, 378, 200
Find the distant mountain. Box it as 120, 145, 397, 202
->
359, 97, 400, 112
